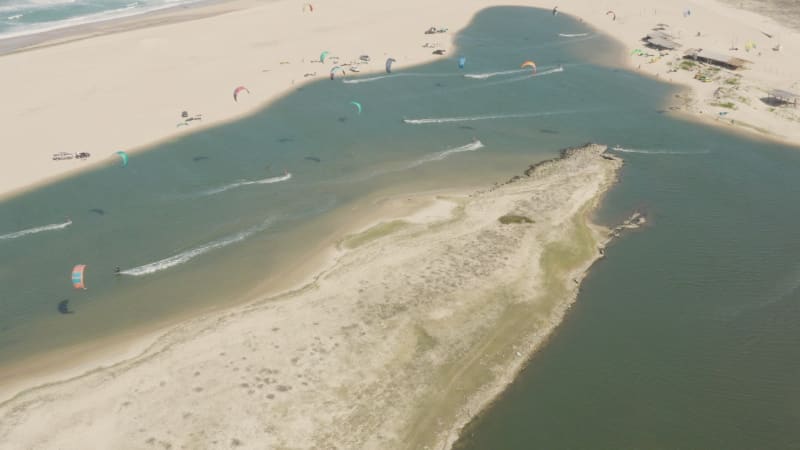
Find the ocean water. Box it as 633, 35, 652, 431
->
0, 0, 201, 39
3, 7, 800, 447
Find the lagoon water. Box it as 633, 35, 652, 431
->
3, 7, 800, 446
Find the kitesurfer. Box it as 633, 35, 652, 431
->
114, 266, 121, 275
57, 299, 73, 314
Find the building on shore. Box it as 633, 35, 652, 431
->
766, 89, 799, 107
683, 48, 751, 70
643, 31, 681, 51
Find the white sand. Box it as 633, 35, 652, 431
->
553, 0, 800, 142
1, 0, 799, 198
0, 144, 621, 449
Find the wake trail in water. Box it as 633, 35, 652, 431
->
610, 146, 711, 155
343, 74, 394, 84
406, 140, 485, 169
404, 109, 578, 125
464, 68, 527, 79
343, 140, 486, 184
0, 219, 72, 241
120, 219, 274, 276
343, 72, 456, 84
464, 66, 563, 80
200, 173, 292, 196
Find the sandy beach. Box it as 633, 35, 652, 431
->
2, 0, 799, 199
0, 144, 622, 449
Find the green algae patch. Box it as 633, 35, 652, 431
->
498, 214, 534, 225
341, 220, 409, 249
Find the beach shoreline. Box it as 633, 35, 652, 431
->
0, 0, 239, 55
0, 180, 483, 404
2, 0, 799, 202
2, 1, 799, 447
0, 144, 625, 449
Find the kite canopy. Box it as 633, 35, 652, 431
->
521, 60, 537, 72
320, 50, 329, 63
349, 101, 362, 114
385, 57, 396, 73
71, 264, 86, 290
115, 151, 128, 167
606, 10, 616, 20
233, 86, 250, 102
458, 56, 466, 69
329, 66, 346, 80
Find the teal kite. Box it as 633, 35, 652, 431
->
116, 151, 128, 167
320, 51, 329, 63
349, 101, 362, 114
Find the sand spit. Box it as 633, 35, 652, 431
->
0, 144, 621, 449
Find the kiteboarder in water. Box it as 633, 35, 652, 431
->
114, 266, 121, 275
57, 299, 73, 314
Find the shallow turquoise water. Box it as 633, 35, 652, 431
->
3, 7, 800, 446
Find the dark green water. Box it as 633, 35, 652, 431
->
3, 7, 800, 446
457, 139, 800, 448
451, 11, 800, 450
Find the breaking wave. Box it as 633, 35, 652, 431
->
0, 219, 71, 241
559, 33, 590, 37
120, 219, 274, 276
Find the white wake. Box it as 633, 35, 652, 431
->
120, 219, 274, 276
406, 140, 485, 169
403, 109, 576, 125
200, 173, 292, 196
0, 219, 72, 241
610, 146, 710, 155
